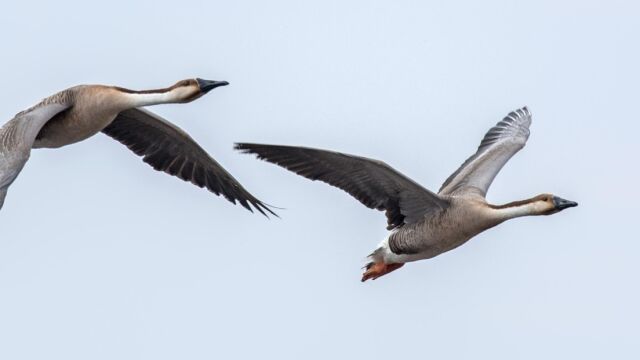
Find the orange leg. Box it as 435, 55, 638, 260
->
361, 262, 405, 282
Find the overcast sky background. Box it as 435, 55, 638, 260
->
0, 1, 638, 359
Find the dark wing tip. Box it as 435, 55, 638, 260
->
234, 142, 283, 151
208, 177, 279, 218
231, 143, 282, 217
254, 200, 282, 218
234, 142, 267, 154
249, 199, 280, 218
205, 181, 278, 218
234, 142, 299, 165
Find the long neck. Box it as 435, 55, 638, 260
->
113, 86, 190, 108
489, 197, 544, 221
121, 89, 184, 107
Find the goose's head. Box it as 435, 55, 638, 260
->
169, 78, 229, 102
533, 194, 578, 215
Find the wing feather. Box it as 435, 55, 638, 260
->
235, 143, 448, 229
102, 108, 275, 216
439, 107, 532, 197
0, 102, 71, 210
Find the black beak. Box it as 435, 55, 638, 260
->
553, 196, 578, 211
196, 78, 229, 93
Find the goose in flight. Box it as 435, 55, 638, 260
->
0, 78, 274, 215
236, 107, 577, 281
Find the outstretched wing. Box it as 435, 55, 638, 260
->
102, 108, 275, 216
235, 143, 448, 230
0, 102, 71, 210
439, 107, 532, 198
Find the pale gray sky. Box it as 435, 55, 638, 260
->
0, 1, 638, 359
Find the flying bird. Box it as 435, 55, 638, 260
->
236, 107, 577, 281
0, 78, 274, 215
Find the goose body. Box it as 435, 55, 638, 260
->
0, 78, 274, 215
236, 107, 577, 281
32, 85, 125, 148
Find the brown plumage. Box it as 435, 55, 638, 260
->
236, 107, 578, 282
0, 78, 274, 215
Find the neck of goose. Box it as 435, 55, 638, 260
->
489, 198, 543, 221
117, 87, 189, 108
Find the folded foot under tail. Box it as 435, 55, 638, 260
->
361, 261, 404, 282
